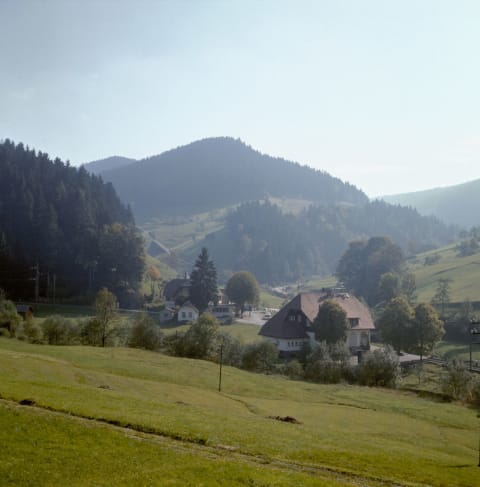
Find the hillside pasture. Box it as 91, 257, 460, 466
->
410, 244, 480, 304
0, 338, 478, 486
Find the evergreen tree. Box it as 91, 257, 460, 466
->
189, 247, 217, 312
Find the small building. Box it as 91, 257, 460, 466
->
177, 301, 199, 323
15, 304, 34, 320
207, 304, 236, 322
158, 307, 176, 323
258, 292, 374, 359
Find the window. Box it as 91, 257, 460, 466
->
289, 315, 295, 321
297, 315, 302, 322
181, 312, 186, 318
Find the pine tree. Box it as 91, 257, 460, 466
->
189, 247, 217, 312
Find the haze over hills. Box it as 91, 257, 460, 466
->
87, 137, 369, 220
381, 178, 480, 228
83, 136, 458, 283
83, 155, 136, 175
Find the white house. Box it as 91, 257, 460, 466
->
258, 291, 374, 359
177, 301, 199, 323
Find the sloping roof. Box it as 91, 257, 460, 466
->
16, 304, 33, 313
259, 292, 374, 340
179, 301, 199, 313
163, 278, 190, 300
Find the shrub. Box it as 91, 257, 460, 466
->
357, 346, 400, 388
441, 359, 472, 400
21, 319, 43, 344
128, 314, 163, 351
284, 359, 304, 380
241, 341, 278, 373
305, 359, 344, 383
42, 316, 79, 345
218, 333, 244, 367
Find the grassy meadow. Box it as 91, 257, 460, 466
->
0, 338, 479, 486
409, 244, 480, 304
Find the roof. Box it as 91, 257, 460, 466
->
16, 304, 33, 313
163, 278, 190, 300
259, 292, 374, 340
179, 301, 199, 313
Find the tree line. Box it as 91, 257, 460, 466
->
202, 199, 455, 284
0, 140, 145, 306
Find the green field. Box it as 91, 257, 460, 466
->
0, 338, 479, 486
409, 244, 480, 304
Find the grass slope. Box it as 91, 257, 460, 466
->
409, 244, 480, 304
0, 338, 479, 486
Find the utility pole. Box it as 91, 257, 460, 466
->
34, 263, 39, 303
218, 338, 223, 392
53, 274, 56, 305
470, 319, 480, 371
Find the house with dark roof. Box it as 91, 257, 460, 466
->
163, 277, 191, 306
258, 292, 374, 358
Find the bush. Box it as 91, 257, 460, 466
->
241, 341, 278, 373
303, 342, 352, 384
163, 314, 220, 360
22, 319, 43, 344
441, 359, 472, 400
0, 296, 21, 337
305, 359, 345, 383
182, 314, 219, 359
218, 333, 244, 367
42, 316, 79, 345
357, 346, 400, 388
284, 359, 304, 380
128, 314, 163, 351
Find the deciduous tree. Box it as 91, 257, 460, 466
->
412, 303, 444, 360
313, 300, 349, 344
225, 271, 260, 316
377, 296, 414, 353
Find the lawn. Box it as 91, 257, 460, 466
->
0, 338, 479, 486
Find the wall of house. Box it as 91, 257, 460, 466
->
347, 330, 370, 350
178, 308, 198, 322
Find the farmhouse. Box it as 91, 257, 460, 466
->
177, 301, 199, 323
163, 277, 190, 307
259, 291, 374, 359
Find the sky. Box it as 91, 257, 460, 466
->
1, 0, 480, 197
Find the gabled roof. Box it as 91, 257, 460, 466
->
178, 301, 199, 313
163, 278, 190, 300
259, 292, 374, 340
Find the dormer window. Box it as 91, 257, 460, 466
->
349, 318, 359, 327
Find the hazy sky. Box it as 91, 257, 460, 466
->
1, 0, 480, 196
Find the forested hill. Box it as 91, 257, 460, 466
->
381, 178, 480, 228
197, 199, 456, 284
0, 140, 144, 305
94, 137, 368, 220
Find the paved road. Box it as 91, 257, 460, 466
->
236, 311, 268, 326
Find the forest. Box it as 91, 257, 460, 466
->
201, 199, 456, 284
0, 140, 144, 306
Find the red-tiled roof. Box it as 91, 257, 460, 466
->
259, 292, 374, 340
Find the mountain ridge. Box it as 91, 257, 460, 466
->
381, 178, 480, 227
85, 136, 369, 220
